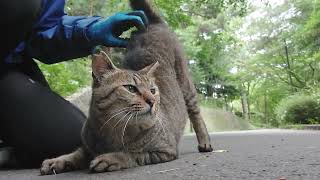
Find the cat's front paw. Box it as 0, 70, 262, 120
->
89, 153, 127, 173
40, 157, 75, 175
198, 143, 213, 152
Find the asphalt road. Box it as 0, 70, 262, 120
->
0, 129, 320, 180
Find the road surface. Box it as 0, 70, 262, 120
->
0, 129, 319, 180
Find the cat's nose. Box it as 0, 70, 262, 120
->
146, 98, 155, 108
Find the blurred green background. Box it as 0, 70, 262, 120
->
39, 0, 320, 129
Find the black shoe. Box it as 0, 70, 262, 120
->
0, 143, 13, 168
0, 140, 7, 148
0, 141, 42, 168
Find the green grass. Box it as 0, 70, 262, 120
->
37, 59, 92, 97
279, 124, 305, 130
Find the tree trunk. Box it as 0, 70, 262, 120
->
284, 39, 296, 92
241, 90, 249, 121
224, 96, 229, 111
206, 84, 214, 97
89, 0, 93, 16
247, 83, 251, 119
264, 92, 268, 124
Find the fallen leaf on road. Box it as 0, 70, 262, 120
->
213, 150, 228, 153
155, 168, 180, 174
278, 176, 286, 180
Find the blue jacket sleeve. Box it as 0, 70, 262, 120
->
26, 0, 102, 64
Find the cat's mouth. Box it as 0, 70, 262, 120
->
131, 104, 156, 115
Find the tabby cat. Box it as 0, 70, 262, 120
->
40, 0, 213, 175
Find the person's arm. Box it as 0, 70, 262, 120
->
27, 15, 100, 64
26, 0, 147, 64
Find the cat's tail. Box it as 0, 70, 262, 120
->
129, 0, 164, 24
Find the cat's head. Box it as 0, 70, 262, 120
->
91, 50, 160, 132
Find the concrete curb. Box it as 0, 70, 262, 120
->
300, 125, 320, 130
66, 87, 92, 116
287, 124, 320, 130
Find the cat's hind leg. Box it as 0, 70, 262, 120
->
174, 48, 213, 152
40, 147, 89, 175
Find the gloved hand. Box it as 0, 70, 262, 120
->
87, 11, 148, 47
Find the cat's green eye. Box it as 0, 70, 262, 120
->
150, 88, 156, 94
124, 85, 138, 93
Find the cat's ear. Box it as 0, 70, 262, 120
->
92, 50, 118, 79
140, 61, 159, 77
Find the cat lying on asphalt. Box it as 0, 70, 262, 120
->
40, 0, 213, 175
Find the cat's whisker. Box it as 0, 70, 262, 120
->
155, 112, 167, 122
107, 107, 131, 113
144, 123, 163, 149
158, 112, 170, 124
156, 75, 172, 78
121, 113, 134, 151
99, 108, 130, 132
135, 112, 138, 125
157, 117, 167, 137
104, 107, 131, 117
156, 115, 168, 137
156, 113, 170, 135
113, 111, 131, 129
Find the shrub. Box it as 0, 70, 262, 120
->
37, 58, 92, 97
275, 93, 320, 125
198, 95, 225, 109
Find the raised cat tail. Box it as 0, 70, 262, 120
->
129, 0, 164, 24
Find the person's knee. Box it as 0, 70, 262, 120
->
0, 71, 42, 99
0, 71, 84, 158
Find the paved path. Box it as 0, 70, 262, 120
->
1, 129, 320, 180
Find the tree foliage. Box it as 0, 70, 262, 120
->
224, 0, 320, 125
40, 0, 320, 126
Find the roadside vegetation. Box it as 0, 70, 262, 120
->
39, 0, 320, 128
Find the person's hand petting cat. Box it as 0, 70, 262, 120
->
87, 11, 148, 47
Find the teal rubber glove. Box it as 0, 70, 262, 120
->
87, 11, 148, 47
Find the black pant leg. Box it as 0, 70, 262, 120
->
0, 62, 86, 167
20, 58, 50, 88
